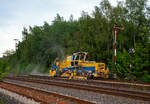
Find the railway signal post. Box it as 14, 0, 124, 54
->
113, 26, 124, 78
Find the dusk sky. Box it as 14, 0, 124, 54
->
0, 0, 120, 57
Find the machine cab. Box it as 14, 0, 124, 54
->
71, 52, 87, 66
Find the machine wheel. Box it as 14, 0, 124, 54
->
87, 74, 93, 80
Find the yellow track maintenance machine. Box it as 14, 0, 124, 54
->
49, 52, 109, 79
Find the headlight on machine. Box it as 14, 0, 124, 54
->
88, 71, 92, 73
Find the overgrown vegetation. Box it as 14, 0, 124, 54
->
2, 0, 150, 82
0, 59, 9, 80
0, 99, 5, 104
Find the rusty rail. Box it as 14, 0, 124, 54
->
26, 74, 150, 91
0, 81, 95, 104
30, 74, 150, 86
6, 76, 150, 102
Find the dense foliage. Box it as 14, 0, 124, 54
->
4, 0, 150, 82
0, 59, 9, 80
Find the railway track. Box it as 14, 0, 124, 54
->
29, 74, 150, 92
29, 74, 150, 86
5, 75, 150, 102
12, 74, 150, 92
0, 81, 94, 104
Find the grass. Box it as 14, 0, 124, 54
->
0, 99, 5, 104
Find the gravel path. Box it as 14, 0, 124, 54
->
5, 79, 150, 104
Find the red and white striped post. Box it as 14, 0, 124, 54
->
113, 26, 124, 65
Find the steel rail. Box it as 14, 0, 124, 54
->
6, 77, 150, 102
0, 81, 95, 104
28, 74, 150, 87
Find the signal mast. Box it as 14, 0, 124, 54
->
113, 26, 124, 65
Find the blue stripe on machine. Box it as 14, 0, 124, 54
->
62, 67, 95, 72
83, 67, 95, 71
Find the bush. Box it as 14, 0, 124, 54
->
0, 59, 10, 80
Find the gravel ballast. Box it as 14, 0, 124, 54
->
36, 78, 150, 93
5, 79, 150, 104
0, 87, 40, 104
